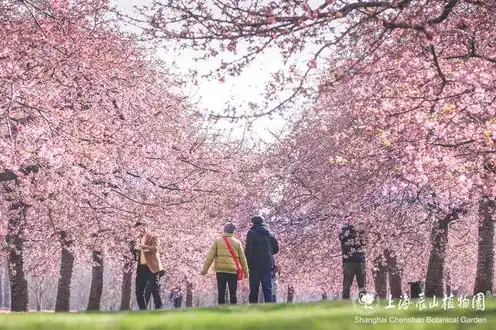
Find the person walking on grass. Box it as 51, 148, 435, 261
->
200, 222, 249, 305
339, 223, 367, 299
245, 215, 279, 303
132, 221, 164, 310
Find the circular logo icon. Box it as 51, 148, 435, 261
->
352, 290, 380, 315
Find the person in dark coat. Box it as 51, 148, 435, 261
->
339, 224, 367, 299
245, 215, 279, 303
169, 286, 183, 308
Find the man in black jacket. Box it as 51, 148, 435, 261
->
339, 224, 366, 299
245, 215, 279, 303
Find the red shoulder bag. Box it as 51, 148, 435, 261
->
222, 237, 244, 280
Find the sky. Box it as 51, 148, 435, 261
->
113, 0, 325, 143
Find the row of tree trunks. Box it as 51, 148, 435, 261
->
1, 195, 493, 311
1, 168, 105, 312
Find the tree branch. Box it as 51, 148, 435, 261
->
430, 45, 447, 91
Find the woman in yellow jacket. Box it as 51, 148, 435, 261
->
200, 222, 249, 305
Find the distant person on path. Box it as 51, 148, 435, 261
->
200, 222, 249, 305
169, 286, 183, 308
245, 216, 279, 303
287, 285, 295, 302
133, 221, 164, 310
339, 223, 367, 299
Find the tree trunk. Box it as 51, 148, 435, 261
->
474, 197, 495, 295
36, 288, 42, 311
372, 255, 387, 299
185, 281, 193, 308
86, 251, 104, 311
445, 271, 452, 296
386, 250, 402, 299
0, 266, 3, 308
119, 258, 133, 311
425, 217, 449, 297
55, 231, 75, 312
3, 261, 10, 309
6, 202, 29, 312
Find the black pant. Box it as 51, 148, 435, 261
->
136, 265, 162, 309
249, 268, 272, 303
216, 272, 237, 305
145, 282, 162, 309
342, 262, 366, 299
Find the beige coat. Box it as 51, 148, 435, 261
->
140, 233, 164, 273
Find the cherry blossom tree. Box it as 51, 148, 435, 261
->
0, 0, 237, 311
131, 1, 492, 115
2, 0, 495, 310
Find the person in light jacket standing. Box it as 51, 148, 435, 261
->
132, 221, 164, 310
200, 222, 249, 305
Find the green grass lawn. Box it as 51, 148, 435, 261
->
0, 298, 494, 330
